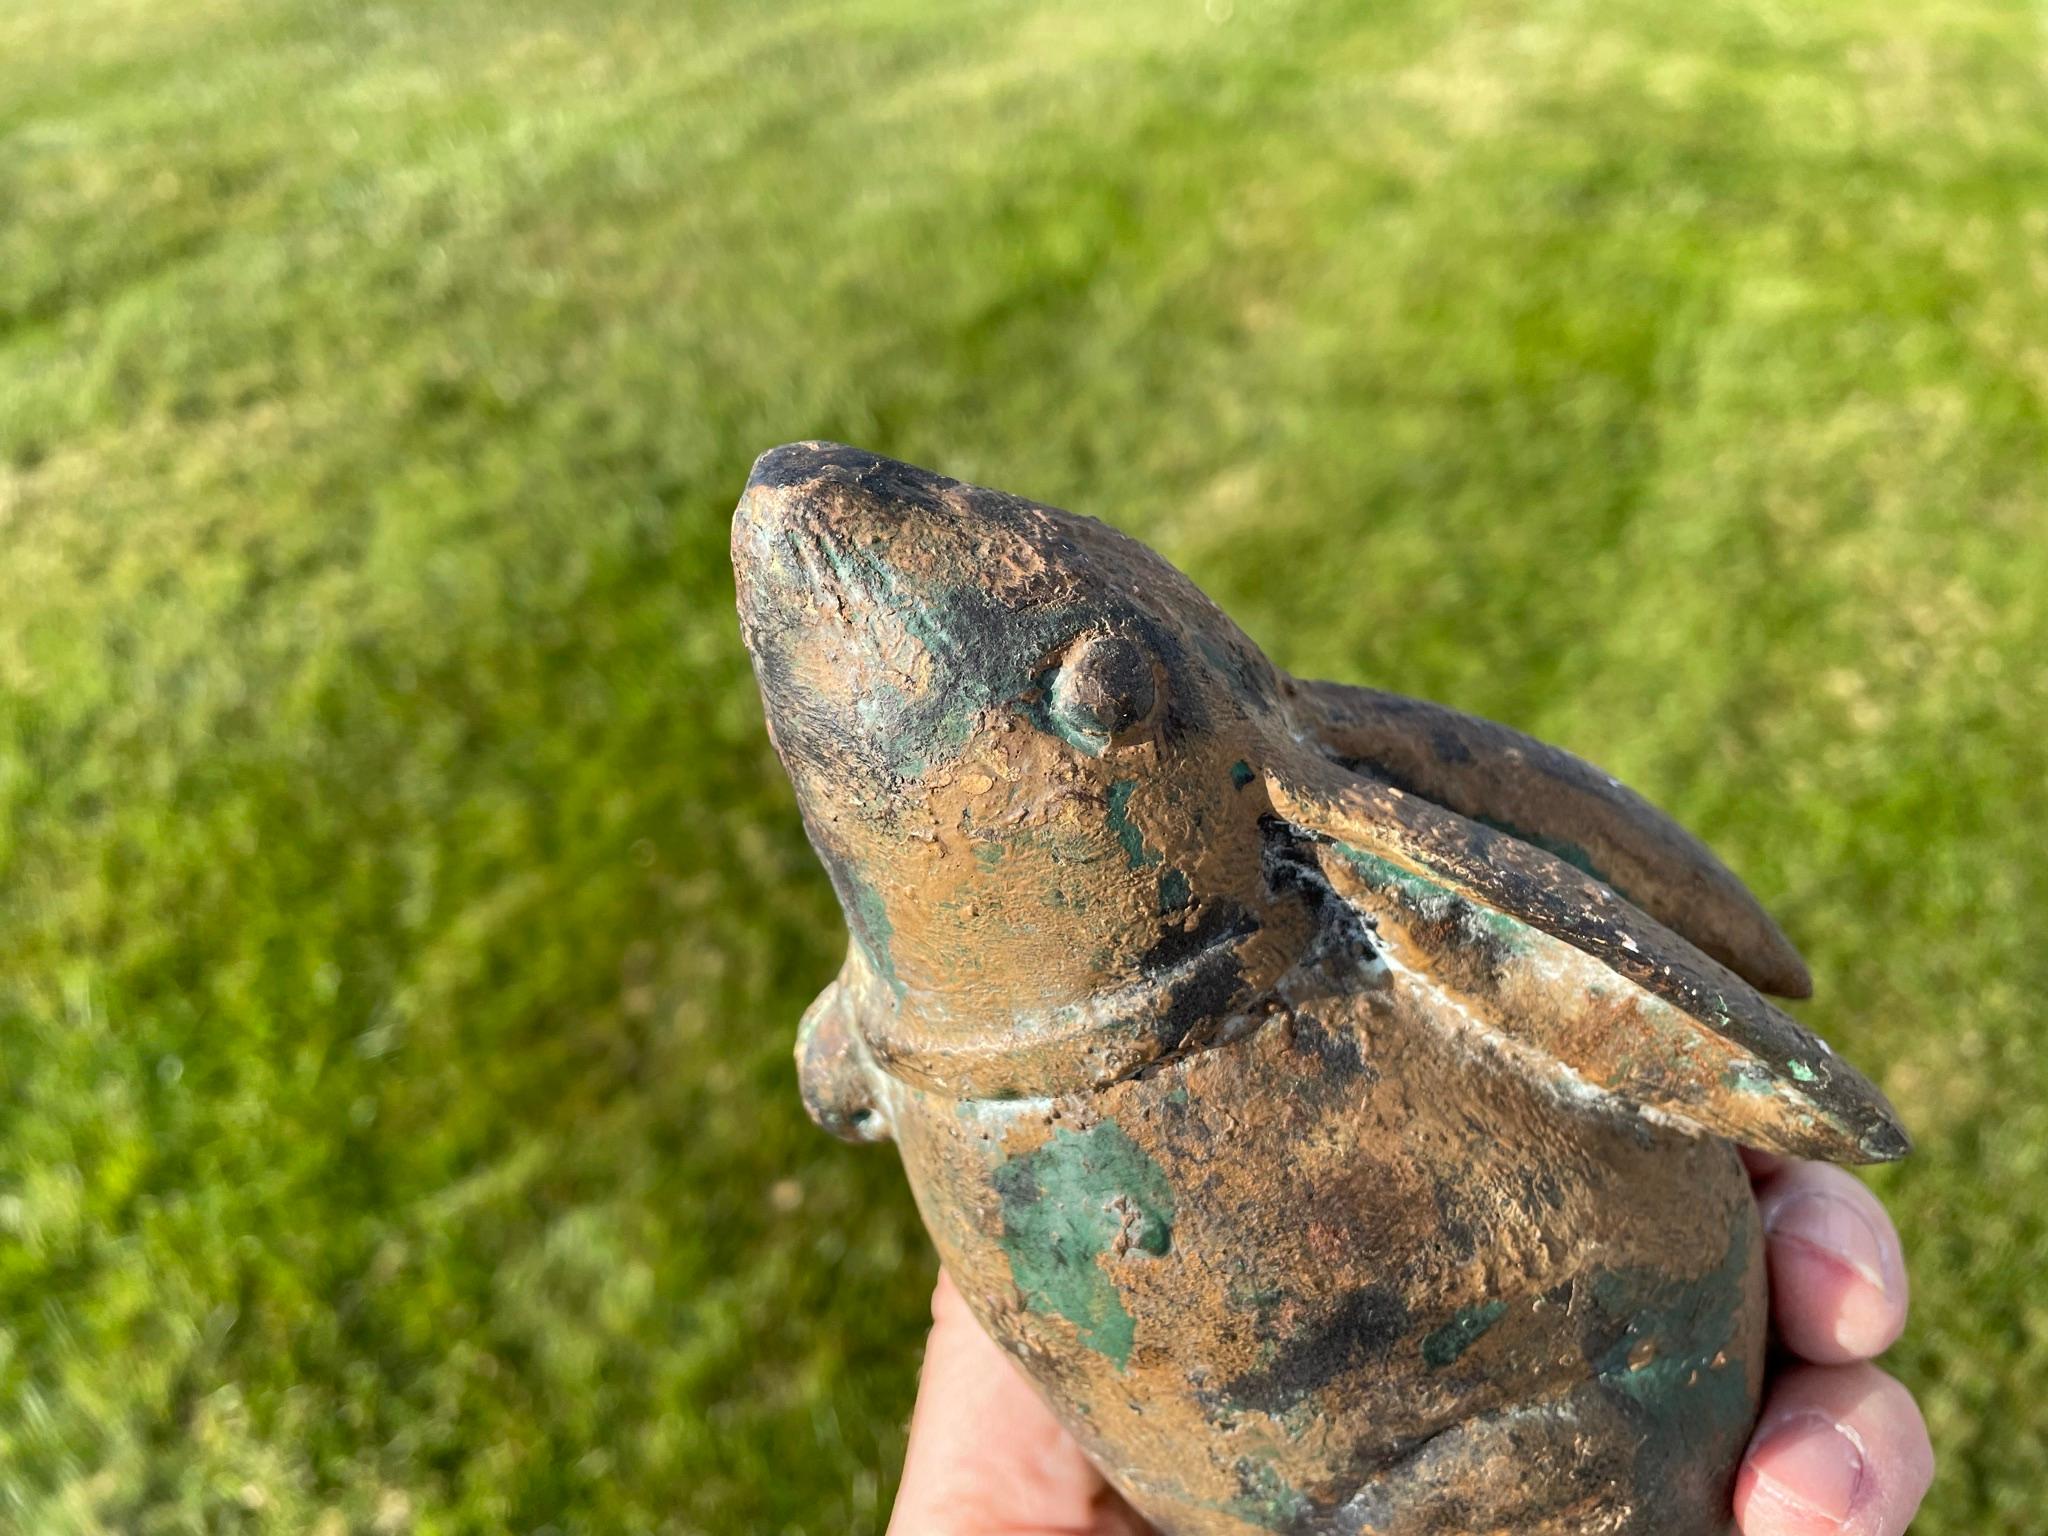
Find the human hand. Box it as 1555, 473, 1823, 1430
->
886, 1152, 1932, 1536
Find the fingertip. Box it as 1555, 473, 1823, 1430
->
1735, 1364, 1933, 1536
1757, 1164, 1908, 1363
1738, 1412, 1870, 1535
1741, 1147, 1790, 1182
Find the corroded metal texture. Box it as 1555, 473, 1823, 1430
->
732, 442, 1909, 1536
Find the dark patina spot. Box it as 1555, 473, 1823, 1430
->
1421, 1300, 1508, 1368
1429, 1177, 1480, 1263
1288, 1012, 1370, 1080
1053, 632, 1156, 739
1224, 1284, 1412, 1413
1147, 948, 1249, 1057
1139, 896, 1257, 975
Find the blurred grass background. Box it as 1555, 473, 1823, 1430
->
2, 0, 2043, 1530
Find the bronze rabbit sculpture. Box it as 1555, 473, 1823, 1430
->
733, 443, 1906, 1536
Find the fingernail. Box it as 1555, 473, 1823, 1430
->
1766, 1190, 1892, 1294
1751, 1412, 1868, 1524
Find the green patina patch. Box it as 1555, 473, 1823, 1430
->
813, 540, 958, 665
1473, 813, 1620, 893
1466, 901, 1529, 951
1333, 842, 1445, 909
811, 542, 999, 780
1787, 1059, 1818, 1083
1334, 842, 1531, 952
992, 1121, 1176, 1368
1421, 1298, 1508, 1368
1230, 759, 1255, 789
1105, 779, 1162, 869
1592, 1218, 1751, 1410
1024, 660, 1110, 757
932, 702, 978, 755
1723, 1061, 1777, 1096
1158, 867, 1191, 913
1224, 1457, 1313, 1528
1589, 1216, 1758, 1509
832, 863, 903, 998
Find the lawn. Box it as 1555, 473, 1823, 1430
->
2, 0, 2044, 1530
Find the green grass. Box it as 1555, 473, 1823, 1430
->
2, 0, 2044, 1530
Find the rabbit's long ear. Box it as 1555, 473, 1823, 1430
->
1291, 678, 1811, 997
1262, 746, 1908, 1164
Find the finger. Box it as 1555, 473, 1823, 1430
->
1740, 1147, 1788, 1182
1752, 1159, 1908, 1363
1734, 1362, 1934, 1536
888, 1271, 1147, 1536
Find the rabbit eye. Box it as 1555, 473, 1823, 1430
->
1050, 632, 1156, 744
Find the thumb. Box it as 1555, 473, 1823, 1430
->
887, 1272, 1150, 1536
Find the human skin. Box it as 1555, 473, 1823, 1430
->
888, 1152, 1932, 1536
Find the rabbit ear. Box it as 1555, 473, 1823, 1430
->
1262, 747, 1908, 1164
1291, 677, 1812, 997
